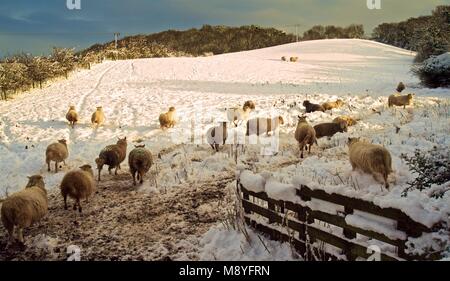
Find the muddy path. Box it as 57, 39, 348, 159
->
0, 172, 234, 261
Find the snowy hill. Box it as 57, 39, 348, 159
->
0, 39, 449, 260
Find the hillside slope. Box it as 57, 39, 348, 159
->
0, 39, 449, 260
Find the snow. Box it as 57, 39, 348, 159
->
199, 225, 299, 261
422, 52, 450, 73
345, 214, 407, 241
0, 39, 449, 260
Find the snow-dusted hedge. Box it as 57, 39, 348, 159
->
413, 52, 450, 88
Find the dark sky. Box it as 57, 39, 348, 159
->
0, 0, 448, 56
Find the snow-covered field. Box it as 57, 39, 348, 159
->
0, 39, 449, 260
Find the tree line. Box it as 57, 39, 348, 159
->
372, 5, 449, 62
0, 48, 95, 100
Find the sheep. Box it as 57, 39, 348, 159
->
314, 121, 348, 139
396, 82, 406, 93
333, 116, 358, 127
243, 100, 256, 111
294, 116, 317, 158
290, 57, 299, 62
159, 107, 177, 130
246, 116, 284, 136
347, 137, 393, 189
91, 106, 105, 127
45, 139, 68, 173
128, 145, 153, 186
66, 106, 79, 128
227, 105, 252, 127
281, 56, 287, 61
388, 93, 414, 109
1, 175, 48, 245
95, 137, 128, 181
60, 164, 96, 213
322, 99, 344, 111
303, 100, 325, 113
207, 122, 228, 152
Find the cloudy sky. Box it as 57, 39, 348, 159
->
0, 0, 448, 56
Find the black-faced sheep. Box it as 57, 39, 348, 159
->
60, 164, 96, 213
388, 94, 414, 109
322, 99, 344, 111
159, 107, 177, 130
207, 122, 228, 152
314, 121, 348, 139
333, 116, 358, 127
303, 100, 325, 113
348, 137, 393, 189
244, 100, 256, 111
91, 106, 105, 127
128, 145, 153, 186
66, 106, 79, 128
1, 175, 48, 245
46, 139, 68, 173
95, 137, 128, 181
294, 116, 317, 158
281, 56, 287, 61
246, 116, 284, 136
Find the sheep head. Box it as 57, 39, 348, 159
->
58, 139, 67, 146
347, 137, 360, 146
169, 107, 176, 112
117, 137, 127, 148
69, 106, 76, 110
297, 115, 308, 123
79, 164, 94, 177
26, 175, 45, 190
278, 116, 285, 125
95, 157, 105, 169
303, 100, 310, 107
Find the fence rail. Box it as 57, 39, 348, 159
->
239, 182, 443, 261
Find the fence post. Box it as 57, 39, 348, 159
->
268, 201, 276, 224
240, 184, 251, 215
343, 206, 357, 260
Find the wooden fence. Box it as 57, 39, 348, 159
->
239, 182, 444, 261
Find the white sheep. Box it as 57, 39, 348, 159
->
46, 139, 69, 173
1, 175, 48, 245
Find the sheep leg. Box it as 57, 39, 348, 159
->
98, 168, 102, 181
6, 225, 15, 244
115, 166, 119, 175
215, 144, 220, 152
77, 199, 82, 213
17, 228, 24, 245
55, 161, 58, 173
132, 172, 137, 186
210, 144, 215, 151
308, 144, 312, 154
64, 195, 68, 210
299, 143, 304, 159
139, 172, 144, 184
47, 160, 51, 172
